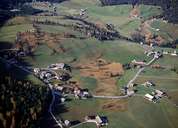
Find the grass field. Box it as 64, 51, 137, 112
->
59, 96, 178, 128
151, 19, 178, 43
0, 24, 33, 43
33, 1, 163, 38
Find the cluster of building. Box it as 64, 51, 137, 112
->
146, 51, 163, 58
131, 59, 146, 67
85, 115, 109, 128
121, 86, 135, 96
34, 63, 72, 80
34, 68, 58, 82
33, 63, 108, 127
62, 115, 108, 128
2, 49, 27, 59
144, 89, 167, 103
47, 63, 71, 72
33, 62, 94, 101
140, 81, 167, 103
163, 50, 178, 56
73, 87, 92, 99
80, 8, 87, 16
142, 81, 155, 87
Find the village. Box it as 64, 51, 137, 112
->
0, 38, 177, 128
1, 0, 178, 128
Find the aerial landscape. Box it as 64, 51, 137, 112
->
0, 0, 178, 128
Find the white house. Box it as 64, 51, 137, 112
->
143, 81, 155, 87
48, 63, 65, 70
144, 94, 154, 102
171, 50, 177, 56
34, 68, 40, 74
85, 115, 108, 127
132, 59, 146, 66
163, 51, 168, 55
155, 90, 164, 98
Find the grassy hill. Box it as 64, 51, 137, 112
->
0, 0, 178, 128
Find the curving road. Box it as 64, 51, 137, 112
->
0, 51, 160, 128
48, 84, 64, 128
126, 53, 158, 88
93, 53, 159, 99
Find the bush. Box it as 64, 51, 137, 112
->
131, 31, 145, 42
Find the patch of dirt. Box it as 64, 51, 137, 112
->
78, 59, 124, 96
95, 21, 107, 30
100, 99, 128, 112
168, 91, 178, 105
95, 78, 118, 96
140, 19, 165, 45
129, 5, 165, 45
15, 29, 76, 53
129, 5, 140, 18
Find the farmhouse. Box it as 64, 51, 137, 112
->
163, 51, 168, 55
59, 72, 71, 81
131, 59, 146, 66
80, 8, 87, 16
73, 87, 91, 99
127, 90, 135, 96
144, 94, 155, 102
34, 68, 40, 75
171, 50, 177, 56
142, 81, 155, 87
48, 63, 71, 72
85, 115, 108, 127
147, 51, 155, 57
154, 90, 166, 98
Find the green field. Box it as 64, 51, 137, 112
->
151, 19, 178, 43
0, 24, 33, 43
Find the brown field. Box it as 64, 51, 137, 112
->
78, 59, 124, 96
16, 31, 76, 53
100, 99, 128, 112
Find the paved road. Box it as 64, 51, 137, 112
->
126, 54, 158, 88
48, 84, 64, 128
0, 52, 159, 128
126, 67, 145, 88
93, 95, 129, 99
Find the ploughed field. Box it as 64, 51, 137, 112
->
1, 0, 178, 128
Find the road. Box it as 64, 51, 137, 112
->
93, 95, 129, 99
126, 53, 158, 88
0, 51, 160, 128
126, 67, 145, 88
93, 53, 159, 99
48, 84, 64, 128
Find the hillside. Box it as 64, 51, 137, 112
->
100, 0, 178, 23
0, 0, 178, 128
